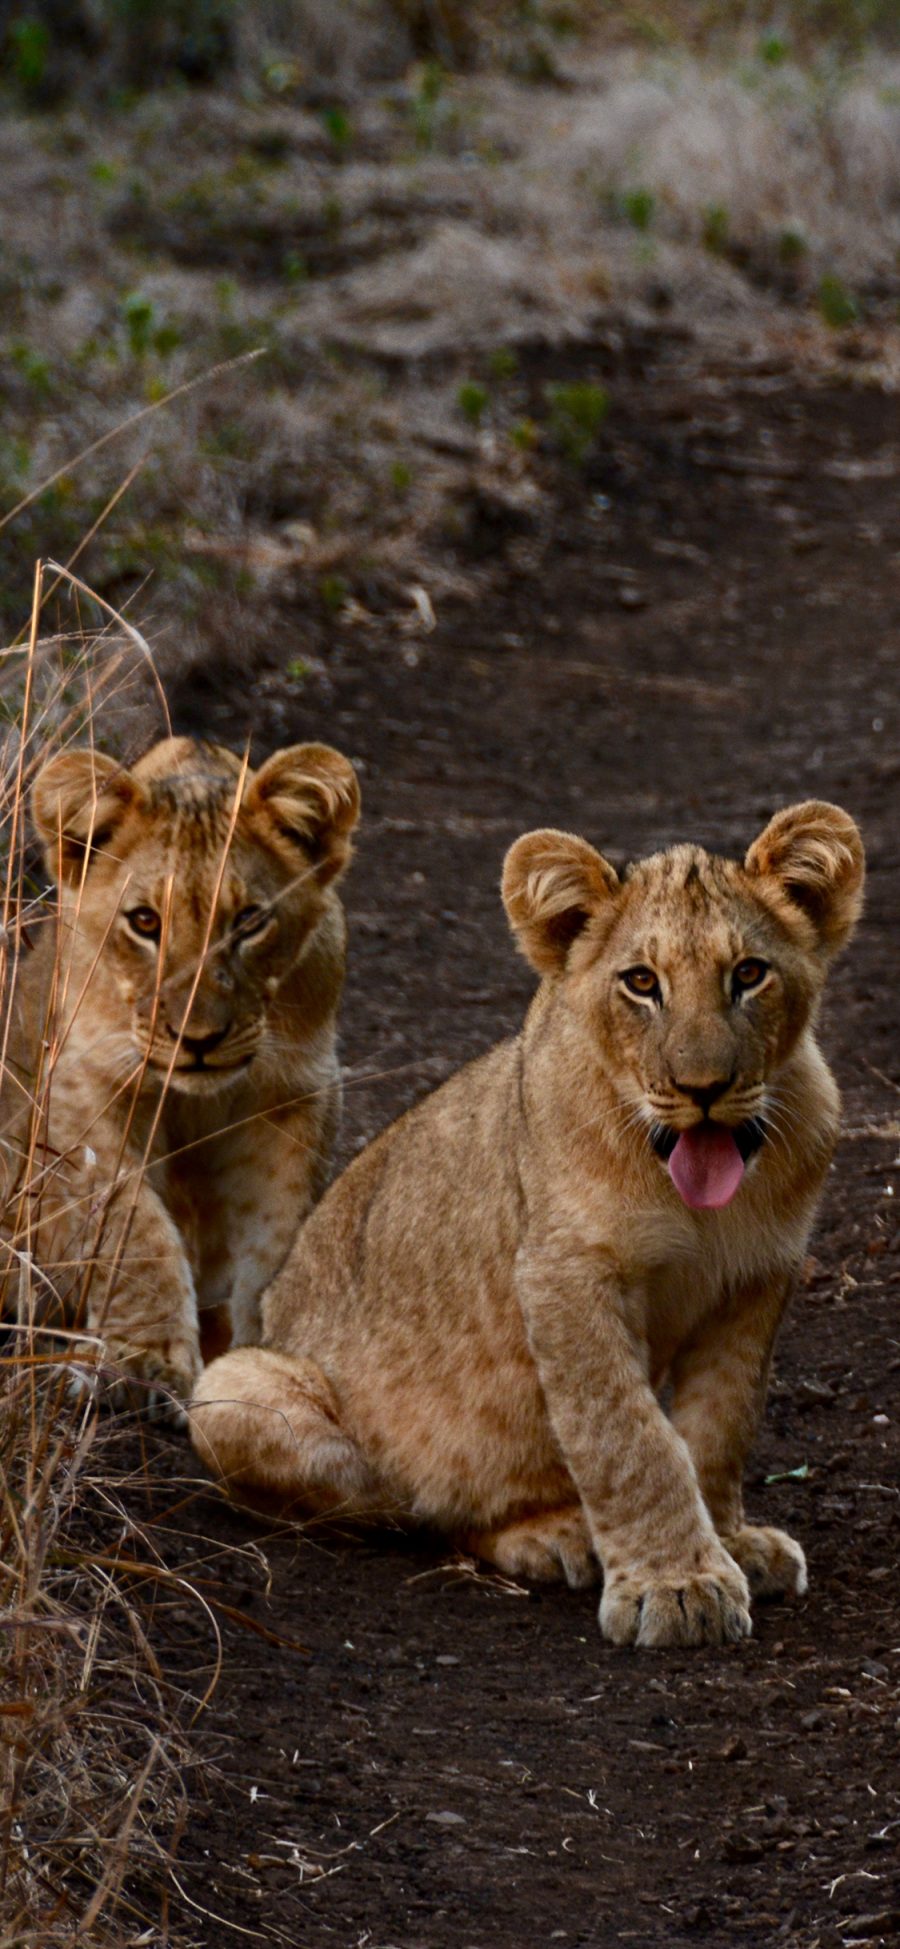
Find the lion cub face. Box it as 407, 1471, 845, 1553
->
32, 736, 360, 1095
503, 802, 863, 1210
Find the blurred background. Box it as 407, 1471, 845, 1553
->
1, 1, 900, 724
1, 11, 898, 1945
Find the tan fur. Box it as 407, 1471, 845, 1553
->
191, 801, 863, 1647
1, 736, 360, 1406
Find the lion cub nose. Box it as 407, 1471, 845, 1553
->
673, 1074, 735, 1115
166, 1022, 231, 1059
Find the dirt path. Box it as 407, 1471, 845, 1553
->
147, 332, 898, 1949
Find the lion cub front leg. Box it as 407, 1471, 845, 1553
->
217, 1105, 334, 1350
67, 1150, 202, 1413
517, 1249, 751, 1649
670, 1276, 807, 1603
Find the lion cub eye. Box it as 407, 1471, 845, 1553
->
732, 957, 768, 994
621, 966, 661, 1001
232, 904, 270, 940
125, 905, 161, 941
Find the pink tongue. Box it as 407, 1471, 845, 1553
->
668, 1125, 745, 1210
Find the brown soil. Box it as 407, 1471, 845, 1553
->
127, 329, 898, 1948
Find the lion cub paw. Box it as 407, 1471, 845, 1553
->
73, 1338, 202, 1424
722, 1525, 807, 1601
464, 1507, 600, 1590
600, 1556, 752, 1648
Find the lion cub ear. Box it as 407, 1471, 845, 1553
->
31, 749, 140, 887
744, 800, 864, 953
245, 743, 361, 888
502, 828, 620, 974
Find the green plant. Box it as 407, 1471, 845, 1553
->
121, 291, 180, 359
215, 274, 238, 314
319, 572, 348, 613
778, 224, 809, 265
544, 380, 609, 464
9, 342, 52, 396
390, 459, 413, 493
411, 61, 446, 148
702, 204, 730, 255
488, 346, 519, 380
511, 417, 539, 451
7, 15, 49, 98
458, 380, 489, 426
283, 249, 308, 287
817, 274, 859, 328
621, 186, 655, 232
321, 105, 353, 154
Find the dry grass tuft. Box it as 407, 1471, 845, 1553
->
0, 569, 241, 1945
0, 1364, 199, 1946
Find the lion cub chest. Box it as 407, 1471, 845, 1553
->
622, 1191, 792, 1381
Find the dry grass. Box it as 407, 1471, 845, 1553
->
0, 571, 255, 1946
0, 1373, 199, 1945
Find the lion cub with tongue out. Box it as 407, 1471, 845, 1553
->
192, 800, 863, 1649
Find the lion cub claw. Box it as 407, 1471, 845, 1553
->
601, 1557, 752, 1648
722, 1525, 807, 1600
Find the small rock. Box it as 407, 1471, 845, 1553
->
793, 1379, 836, 1409
722, 1832, 764, 1863
426, 1810, 466, 1827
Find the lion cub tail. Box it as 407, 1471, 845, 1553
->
190, 1347, 378, 1516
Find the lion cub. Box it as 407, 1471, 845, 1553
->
1, 736, 359, 1407
192, 800, 862, 1647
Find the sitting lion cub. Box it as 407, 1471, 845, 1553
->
2, 736, 359, 1406
192, 800, 862, 1646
